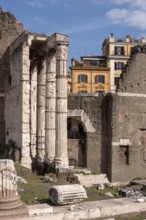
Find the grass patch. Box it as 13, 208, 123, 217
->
116, 212, 146, 220
15, 162, 53, 205
86, 185, 120, 199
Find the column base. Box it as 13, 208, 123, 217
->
0, 196, 28, 219
44, 155, 55, 164
54, 157, 69, 173
35, 154, 44, 163
21, 156, 32, 169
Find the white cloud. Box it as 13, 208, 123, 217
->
25, 0, 46, 8
106, 0, 146, 30
110, 0, 146, 10
25, 0, 73, 7
33, 16, 51, 25
126, 10, 146, 30
106, 8, 146, 30
106, 8, 129, 24
90, 0, 107, 5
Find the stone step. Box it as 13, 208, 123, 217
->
74, 174, 109, 187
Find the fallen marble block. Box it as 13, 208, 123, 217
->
49, 184, 87, 205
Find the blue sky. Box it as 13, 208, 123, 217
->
1, 0, 146, 66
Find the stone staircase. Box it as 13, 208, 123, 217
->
74, 173, 109, 187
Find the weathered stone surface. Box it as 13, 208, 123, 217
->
0, 159, 28, 219
74, 173, 109, 187
27, 203, 53, 216
49, 184, 87, 205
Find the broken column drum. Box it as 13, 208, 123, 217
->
49, 184, 87, 205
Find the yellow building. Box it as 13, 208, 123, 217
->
102, 34, 146, 92
70, 56, 110, 93
70, 34, 146, 94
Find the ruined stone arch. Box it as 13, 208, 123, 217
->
67, 109, 96, 133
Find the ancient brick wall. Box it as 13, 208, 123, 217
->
0, 97, 5, 147
106, 50, 146, 182
104, 94, 146, 182
0, 7, 23, 93
0, 8, 23, 148
117, 50, 146, 94
68, 94, 104, 173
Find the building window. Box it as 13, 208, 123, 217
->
119, 145, 129, 165
115, 62, 124, 70
78, 75, 87, 83
78, 90, 87, 94
95, 90, 104, 94
115, 46, 124, 55
95, 75, 105, 84
90, 60, 98, 66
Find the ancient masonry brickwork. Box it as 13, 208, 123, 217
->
0, 8, 23, 148
1, 8, 146, 182
68, 48, 146, 182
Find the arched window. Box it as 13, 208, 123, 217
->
78, 75, 87, 83
95, 75, 105, 84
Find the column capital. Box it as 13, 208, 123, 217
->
55, 43, 68, 60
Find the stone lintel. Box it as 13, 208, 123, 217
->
47, 33, 69, 49
112, 139, 132, 146
117, 92, 146, 97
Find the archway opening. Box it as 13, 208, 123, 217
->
67, 117, 87, 168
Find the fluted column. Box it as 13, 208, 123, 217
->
30, 64, 37, 158
45, 50, 56, 163
54, 43, 69, 168
21, 40, 32, 169
36, 59, 46, 161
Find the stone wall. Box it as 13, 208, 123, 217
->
68, 94, 104, 173
5, 46, 23, 147
0, 97, 5, 147
0, 7, 23, 93
103, 94, 146, 182
0, 8, 23, 148
118, 50, 146, 94
68, 139, 85, 167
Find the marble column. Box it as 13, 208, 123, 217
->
54, 43, 69, 168
36, 59, 46, 161
30, 64, 37, 158
45, 50, 56, 163
21, 40, 32, 169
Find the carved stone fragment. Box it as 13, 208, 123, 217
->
0, 159, 28, 219
49, 184, 87, 205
